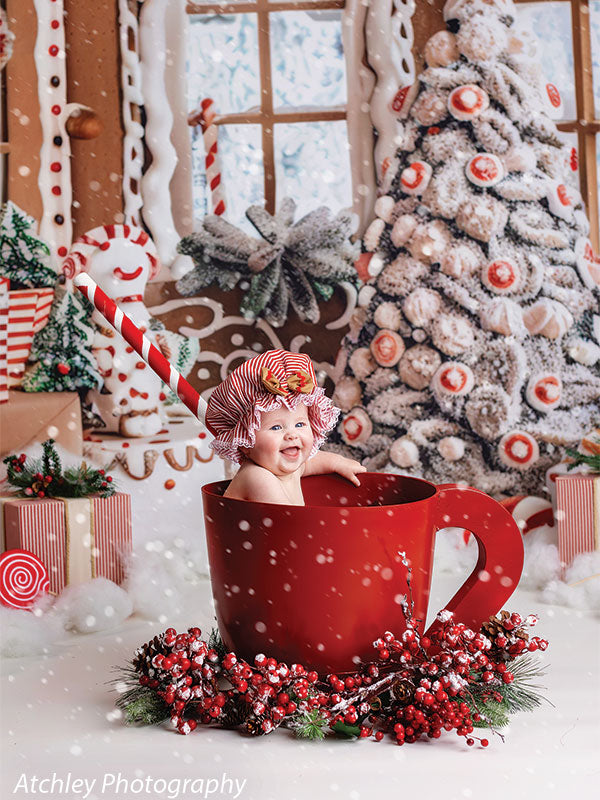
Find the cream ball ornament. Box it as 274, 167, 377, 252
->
438, 437, 465, 462
374, 302, 403, 331
424, 30, 459, 67
390, 437, 420, 468
402, 288, 442, 328
333, 376, 363, 412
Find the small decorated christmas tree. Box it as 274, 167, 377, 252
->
0, 201, 56, 289
22, 288, 101, 393
331, 0, 600, 496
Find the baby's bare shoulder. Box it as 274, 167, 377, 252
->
225, 463, 287, 503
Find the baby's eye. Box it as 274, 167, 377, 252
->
295, 422, 306, 427
270, 424, 282, 431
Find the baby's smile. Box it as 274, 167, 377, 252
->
281, 445, 301, 458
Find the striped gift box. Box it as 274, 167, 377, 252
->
6, 286, 54, 386
0, 278, 8, 402
1, 493, 131, 595
555, 474, 600, 572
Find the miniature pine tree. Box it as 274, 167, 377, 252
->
22, 288, 101, 392
0, 201, 56, 289
331, 0, 600, 496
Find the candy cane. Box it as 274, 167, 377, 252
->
74, 273, 208, 425
189, 98, 226, 216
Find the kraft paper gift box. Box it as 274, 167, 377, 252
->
0, 493, 132, 595
555, 473, 600, 573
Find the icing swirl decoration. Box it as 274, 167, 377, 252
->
400, 161, 432, 196
432, 362, 474, 396
465, 154, 504, 187
370, 329, 406, 367
448, 85, 490, 121
340, 407, 373, 445
498, 431, 539, 471
482, 258, 520, 294
0, 549, 50, 609
526, 374, 562, 413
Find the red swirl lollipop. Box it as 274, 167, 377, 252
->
526, 373, 562, 413
400, 161, 432, 196
482, 258, 521, 294
466, 153, 504, 187
544, 82, 563, 119
448, 84, 489, 121
498, 431, 539, 471
432, 362, 474, 396
0, 549, 50, 610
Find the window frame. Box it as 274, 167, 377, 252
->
186, 0, 347, 216
515, 0, 599, 250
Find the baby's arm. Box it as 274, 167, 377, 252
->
303, 451, 367, 486
224, 464, 293, 504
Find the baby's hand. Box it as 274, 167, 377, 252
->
334, 455, 367, 486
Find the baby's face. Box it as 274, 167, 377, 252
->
241, 405, 314, 476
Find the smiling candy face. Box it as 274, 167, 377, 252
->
241, 404, 315, 477
86, 238, 152, 297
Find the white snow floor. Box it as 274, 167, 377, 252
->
1, 572, 599, 800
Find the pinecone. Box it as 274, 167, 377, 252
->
244, 717, 264, 736
391, 679, 414, 706
221, 697, 250, 729
482, 611, 529, 643
132, 634, 169, 676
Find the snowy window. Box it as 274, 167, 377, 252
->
516, 0, 600, 248
186, 1, 351, 233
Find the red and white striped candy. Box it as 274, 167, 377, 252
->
575, 237, 600, 290
432, 361, 474, 396
370, 329, 405, 367
526, 373, 562, 412
482, 258, 521, 294
466, 153, 504, 187
400, 161, 432, 196
448, 84, 489, 121
547, 181, 574, 222
189, 98, 226, 216
500, 495, 554, 534
74, 273, 208, 424
340, 407, 373, 445
498, 430, 539, 470
0, 549, 49, 610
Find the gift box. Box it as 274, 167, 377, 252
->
0, 390, 82, 462
0, 493, 131, 595
0, 278, 7, 403
555, 473, 600, 572
6, 286, 54, 386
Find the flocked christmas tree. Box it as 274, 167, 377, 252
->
0, 201, 56, 289
330, 0, 600, 495
22, 287, 101, 393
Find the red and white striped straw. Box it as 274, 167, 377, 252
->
73, 273, 207, 425
188, 97, 226, 216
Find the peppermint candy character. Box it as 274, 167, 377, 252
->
575, 237, 600, 290
526, 373, 562, 413
400, 161, 432, 196
465, 153, 504, 187
0, 549, 49, 610
448, 84, 489, 121
340, 407, 373, 445
432, 362, 474, 396
498, 430, 539, 471
482, 258, 521, 294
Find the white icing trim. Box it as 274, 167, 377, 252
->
118, 0, 144, 226
325, 281, 358, 330
33, 0, 71, 262
139, 0, 180, 271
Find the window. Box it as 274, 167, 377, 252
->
516, 0, 600, 249
186, 0, 351, 231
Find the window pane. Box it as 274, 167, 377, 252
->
274, 121, 351, 218
191, 124, 264, 234
187, 15, 260, 115
592, 1, 600, 116
270, 11, 346, 110
517, 2, 575, 120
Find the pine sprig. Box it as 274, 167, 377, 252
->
289, 710, 330, 741
566, 449, 600, 473
3, 439, 116, 498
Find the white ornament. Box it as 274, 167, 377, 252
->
525, 373, 562, 413
364, 218, 386, 252
480, 297, 525, 337
523, 299, 573, 339
390, 214, 417, 248
402, 288, 441, 327
340, 407, 373, 445
358, 285, 377, 308
390, 437, 419, 468
374, 195, 395, 223
498, 430, 539, 471
481, 258, 521, 294
503, 146, 537, 173
400, 161, 433, 196
575, 237, 600, 290
374, 302, 403, 331
370, 329, 406, 367
546, 181, 575, 222
438, 436, 465, 462
567, 337, 600, 366
432, 362, 475, 396
465, 153, 505, 187
448, 85, 489, 121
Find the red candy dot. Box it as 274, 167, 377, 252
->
51, 105, 61, 115
51, 186, 61, 196
164, 479, 176, 491
57, 246, 68, 257
198, 432, 206, 439
100, 242, 110, 251
51, 20, 60, 29
122, 442, 129, 448
50, 162, 62, 172
49, 45, 59, 56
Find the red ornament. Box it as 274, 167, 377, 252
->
56, 362, 70, 375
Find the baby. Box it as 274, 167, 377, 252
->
205, 349, 365, 505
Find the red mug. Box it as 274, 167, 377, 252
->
202, 473, 524, 674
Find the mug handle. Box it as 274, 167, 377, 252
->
424, 483, 524, 637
